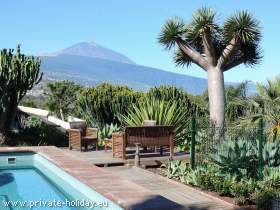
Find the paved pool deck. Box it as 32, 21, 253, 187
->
104, 166, 240, 210
63, 147, 189, 167
0, 147, 242, 210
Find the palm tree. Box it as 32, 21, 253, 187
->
255, 78, 280, 136
159, 8, 262, 126
237, 77, 280, 139
225, 82, 249, 123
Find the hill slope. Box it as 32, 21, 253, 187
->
39, 41, 256, 95
40, 54, 210, 94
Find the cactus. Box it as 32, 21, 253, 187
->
75, 83, 143, 126
0, 45, 42, 134
147, 85, 209, 126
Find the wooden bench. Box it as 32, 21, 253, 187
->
112, 125, 174, 159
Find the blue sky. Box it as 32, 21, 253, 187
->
0, 0, 279, 83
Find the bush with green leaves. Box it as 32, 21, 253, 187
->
121, 98, 189, 145
181, 166, 202, 186
148, 85, 208, 126
147, 86, 194, 114
230, 178, 256, 205
211, 173, 237, 196
180, 165, 256, 204
261, 166, 280, 189
165, 160, 189, 179
76, 83, 143, 127
45, 80, 81, 121
208, 137, 280, 180
181, 164, 235, 193
165, 158, 280, 207
11, 116, 67, 146
98, 123, 121, 146
252, 177, 280, 210
263, 141, 280, 167
210, 137, 259, 178
251, 187, 276, 210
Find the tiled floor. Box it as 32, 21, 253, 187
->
0, 147, 242, 210
63, 147, 189, 167
104, 166, 241, 210
0, 147, 186, 209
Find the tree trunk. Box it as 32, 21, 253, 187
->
59, 107, 65, 121
5, 95, 18, 132
0, 97, 9, 133
207, 68, 226, 127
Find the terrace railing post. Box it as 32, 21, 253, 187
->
191, 116, 196, 170
134, 143, 141, 167
258, 117, 264, 172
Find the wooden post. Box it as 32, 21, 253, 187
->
134, 143, 141, 167
169, 132, 174, 159
122, 132, 126, 160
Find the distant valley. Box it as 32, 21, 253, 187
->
37, 41, 255, 95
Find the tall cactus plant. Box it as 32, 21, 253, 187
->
0, 45, 42, 134
76, 83, 143, 126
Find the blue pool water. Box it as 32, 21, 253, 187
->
0, 153, 123, 210
0, 168, 75, 210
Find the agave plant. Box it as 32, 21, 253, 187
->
165, 160, 189, 179
261, 166, 280, 188
99, 123, 121, 141
120, 98, 189, 145
263, 141, 280, 167
181, 167, 203, 186
210, 137, 258, 178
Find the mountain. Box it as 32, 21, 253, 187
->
39, 42, 256, 95
39, 41, 135, 64
40, 54, 211, 94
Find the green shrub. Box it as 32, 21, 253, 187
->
230, 178, 256, 205
44, 80, 81, 120
98, 123, 120, 146
11, 116, 67, 146
263, 141, 280, 167
181, 165, 217, 190
176, 139, 190, 152
165, 160, 189, 179
147, 85, 208, 126
121, 98, 189, 145
198, 166, 218, 190
99, 123, 120, 141
210, 137, 259, 178
147, 86, 193, 112
76, 83, 143, 126
251, 187, 276, 210
262, 166, 280, 186
181, 167, 203, 186
212, 174, 236, 196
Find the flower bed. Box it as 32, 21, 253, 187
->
156, 159, 280, 210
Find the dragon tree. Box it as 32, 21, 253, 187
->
0, 45, 42, 135
159, 8, 262, 126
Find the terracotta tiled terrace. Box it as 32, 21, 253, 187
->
0, 146, 242, 210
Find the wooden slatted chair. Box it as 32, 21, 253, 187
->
112, 125, 174, 159
68, 124, 98, 151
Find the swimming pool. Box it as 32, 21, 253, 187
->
0, 152, 123, 210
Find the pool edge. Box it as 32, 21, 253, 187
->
0, 146, 185, 210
